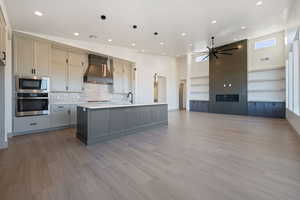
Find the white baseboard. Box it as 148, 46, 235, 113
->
286, 109, 300, 135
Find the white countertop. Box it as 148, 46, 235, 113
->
78, 103, 167, 109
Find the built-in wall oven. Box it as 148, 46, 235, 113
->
15, 76, 50, 117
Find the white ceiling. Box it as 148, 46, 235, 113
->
4, 0, 293, 56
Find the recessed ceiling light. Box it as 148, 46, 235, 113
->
108, 39, 112, 42
241, 26, 247, 30
181, 32, 187, 37
211, 20, 217, 24
141, 49, 145, 52
189, 44, 193, 46
160, 42, 164, 45
34, 11, 43, 16
100, 15, 107, 20
73, 32, 79, 36
256, 1, 263, 6
131, 43, 136, 47
133, 25, 138, 29
154, 32, 159, 35
162, 52, 166, 55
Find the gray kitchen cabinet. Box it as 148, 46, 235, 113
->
113, 59, 133, 94
68, 52, 85, 92
76, 104, 168, 145
13, 33, 51, 76
70, 104, 78, 125
13, 115, 50, 135
34, 40, 51, 76
51, 47, 68, 92
51, 47, 85, 92
50, 104, 70, 127
13, 34, 35, 76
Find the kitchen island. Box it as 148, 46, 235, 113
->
76, 103, 168, 145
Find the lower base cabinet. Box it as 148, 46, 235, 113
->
13, 104, 79, 135
13, 115, 50, 135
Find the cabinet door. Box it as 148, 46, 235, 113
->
68, 52, 85, 92
113, 60, 124, 93
123, 64, 132, 93
14, 35, 35, 76
51, 48, 68, 91
50, 104, 70, 127
34, 41, 50, 76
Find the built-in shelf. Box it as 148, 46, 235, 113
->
190, 75, 209, 79
190, 91, 209, 94
248, 89, 285, 93
248, 78, 285, 83
248, 66, 285, 73
190, 83, 209, 87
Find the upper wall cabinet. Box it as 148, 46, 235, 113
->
51, 47, 68, 92
13, 35, 34, 76
68, 52, 86, 92
13, 33, 51, 76
51, 47, 86, 92
34, 41, 51, 76
113, 59, 133, 94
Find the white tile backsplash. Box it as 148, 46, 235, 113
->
50, 83, 128, 104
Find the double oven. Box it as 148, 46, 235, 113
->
15, 76, 50, 117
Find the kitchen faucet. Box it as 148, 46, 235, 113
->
127, 92, 134, 104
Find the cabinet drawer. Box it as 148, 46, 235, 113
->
14, 115, 50, 133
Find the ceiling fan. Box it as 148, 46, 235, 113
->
199, 37, 239, 61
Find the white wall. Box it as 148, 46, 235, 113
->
0, 0, 12, 146
286, 0, 300, 134
248, 31, 286, 102
15, 31, 179, 111
176, 56, 187, 81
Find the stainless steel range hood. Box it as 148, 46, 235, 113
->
84, 54, 113, 84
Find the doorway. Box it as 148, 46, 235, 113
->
179, 80, 187, 110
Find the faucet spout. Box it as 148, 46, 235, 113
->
127, 92, 134, 104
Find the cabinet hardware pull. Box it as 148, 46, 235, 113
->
2, 51, 6, 61
30, 123, 37, 126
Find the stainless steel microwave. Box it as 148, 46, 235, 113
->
16, 76, 50, 93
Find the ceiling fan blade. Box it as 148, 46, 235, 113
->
202, 55, 209, 61
217, 52, 233, 55
213, 53, 218, 59
218, 47, 239, 52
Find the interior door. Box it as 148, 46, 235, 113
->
209, 40, 248, 115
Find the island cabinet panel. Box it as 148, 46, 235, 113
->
76, 104, 168, 145
88, 109, 110, 138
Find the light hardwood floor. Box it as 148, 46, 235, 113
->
1, 111, 300, 200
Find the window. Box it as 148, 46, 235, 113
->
195, 55, 208, 62
254, 38, 277, 50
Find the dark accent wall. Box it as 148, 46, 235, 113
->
248, 102, 286, 118
209, 40, 248, 115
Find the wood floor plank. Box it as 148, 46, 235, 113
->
1, 111, 300, 200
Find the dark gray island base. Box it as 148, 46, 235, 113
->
76, 103, 168, 145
